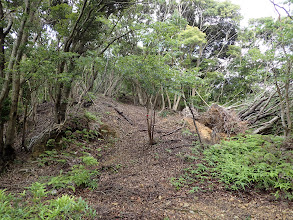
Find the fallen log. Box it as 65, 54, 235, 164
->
253, 116, 279, 134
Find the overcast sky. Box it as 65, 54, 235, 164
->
225, 0, 286, 26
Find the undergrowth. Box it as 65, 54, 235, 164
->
0, 125, 111, 219
0, 185, 96, 219
37, 131, 102, 192
172, 134, 293, 200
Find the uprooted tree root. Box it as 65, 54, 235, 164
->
199, 104, 247, 136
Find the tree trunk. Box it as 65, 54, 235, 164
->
5, 0, 37, 150
136, 83, 146, 106
172, 94, 181, 111
5, 73, 21, 149
0, 0, 33, 163
166, 91, 172, 109
55, 61, 74, 124
253, 116, 279, 134
22, 100, 29, 151
284, 62, 292, 137
160, 86, 165, 111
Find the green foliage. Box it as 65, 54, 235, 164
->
0, 188, 96, 219
81, 155, 99, 166
27, 182, 47, 202
173, 135, 293, 200
170, 177, 187, 190
203, 135, 292, 193
48, 164, 99, 192
84, 111, 99, 121
77, 129, 100, 141
179, 25, 206, 46
49, 3, 74, 37
46, 139, 56, 148
37, 150, 64, 167
182, 129, 193, 136
47, 171, 75, 191
65, 130, 72, 137
70, 164, 99, 189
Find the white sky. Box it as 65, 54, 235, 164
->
225, 0, 286, 26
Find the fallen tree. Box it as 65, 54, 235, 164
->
227, 87, 293, 135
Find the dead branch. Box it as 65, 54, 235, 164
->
181, 96, 203, 147
113, 107, 133, 125
240, 97, 268, 119
160, 121, 186, 138
231, 88, 291, 134
253, 116, 279, 134
251, 92, 276, 123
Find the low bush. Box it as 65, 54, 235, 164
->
174, 134, 293, 200
0, 184, 96, 219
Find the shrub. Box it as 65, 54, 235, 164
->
0, 186, 96, 219
175, 134, 293, 200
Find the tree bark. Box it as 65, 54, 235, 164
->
172, 94, 181, 111
5, 0, 36, 150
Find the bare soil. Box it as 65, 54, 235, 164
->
0, 95, 292, 219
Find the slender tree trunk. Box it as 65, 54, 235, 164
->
55, 61, 74, 123
22, 99, 29, 151
166, 91, 172, 109
5, 72, 21, 149
284, 64, 292, 136
172, 94, 181, 111
5, 0, 36, 150
0, 12, 5, 78
160, 86, 165, 111
136, 83, 146, 106
275, 77, 288, 136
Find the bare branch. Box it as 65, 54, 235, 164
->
3, 16, 13, 36
99, 30, 132, 55
270, 0, 293, 20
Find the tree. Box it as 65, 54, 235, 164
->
234, 15, 293, 137
43, 0, 132, 123
0, 0, 43, 168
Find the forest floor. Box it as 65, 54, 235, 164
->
0, 95, 292, 219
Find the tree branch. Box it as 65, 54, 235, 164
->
64, 0, 88, 51
99, 30, 132, 55
270, 0, 293, 20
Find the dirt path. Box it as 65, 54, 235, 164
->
81, 97, 293, 219
0, 96, 292, 219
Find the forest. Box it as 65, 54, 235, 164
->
0, 0, 292, 219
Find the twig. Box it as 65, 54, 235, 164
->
113, 107, 133, 125
161, 139, 181, 143
165, 207, 199, 213
160, 121, 186, 138
169, 144, 193, 149
187, 103, 203, 146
